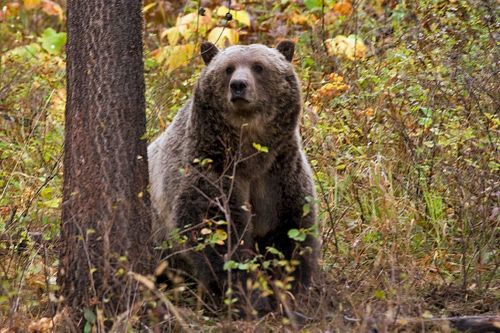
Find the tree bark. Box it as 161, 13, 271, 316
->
60, 0, 151, 321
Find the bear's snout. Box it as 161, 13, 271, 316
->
230, 79, 248, 97
227, 67, 255, 105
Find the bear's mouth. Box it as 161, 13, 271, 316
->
230, 96, 250, 104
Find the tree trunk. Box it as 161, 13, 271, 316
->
60, 0, 151, 321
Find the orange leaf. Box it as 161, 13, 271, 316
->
333, 1, 353, 16
23, 0, 41, 10
42, 0, 64, 20
5, 3, 21, 18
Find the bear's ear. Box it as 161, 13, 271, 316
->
201, 42, 219, 65
276, 40, 295, 62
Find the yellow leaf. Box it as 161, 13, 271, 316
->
214, 229, 228, 245
176, 12, 198, 26
161, 27, 180, 45
164, 44, 196, 72
215, 6, 231, 17
215, 229, 227, 239
234, 10, 251, 27
207, 27, 239, 48
215, 6, 251, 27
176, 24, 192, 41
421, 310, 433, 319
193, 9, 214, 30
142, 2, 157, 14
42, 197, 61, 209
326, 35, 367, 60
23, 0, 41, 10
316, 73, 349, 99
174, 11, 214, 38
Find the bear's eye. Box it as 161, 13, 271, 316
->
252, 63, 264, 73
225, 66, 234, 75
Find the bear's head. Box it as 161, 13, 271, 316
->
194, 41, 301, 130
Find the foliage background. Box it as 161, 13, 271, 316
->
0, 0, 498, 331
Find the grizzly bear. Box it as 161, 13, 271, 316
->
148, 40, 319, 313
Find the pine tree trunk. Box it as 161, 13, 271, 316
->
60, 0, 151, 320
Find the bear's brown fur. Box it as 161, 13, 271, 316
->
148, 41, 319, 314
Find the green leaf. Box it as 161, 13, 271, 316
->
288, 229, 299, 238
252, 142, 269, 153
302, 203, 311, 217
208, 229, 227, 245
224, 297, 238, 305
266, 246, 283, 257
288, 228, 306, 242
304, 0, 322, 10
83, 308, 96, 324
39, 28, 67, 54
6, 43, 42, 60
223, 260, 239, 270
336, 163, 346, 170
200, 158, 213, 166
238, 262, 249, 270
374, 289, 386, 300
42, 198, 61, 209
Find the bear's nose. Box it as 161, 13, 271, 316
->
230, 80, 247, 96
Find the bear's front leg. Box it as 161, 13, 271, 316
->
267, 155, 319, 291
171, 173, 254, 304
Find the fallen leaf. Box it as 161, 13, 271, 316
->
28, 317, 53, 332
